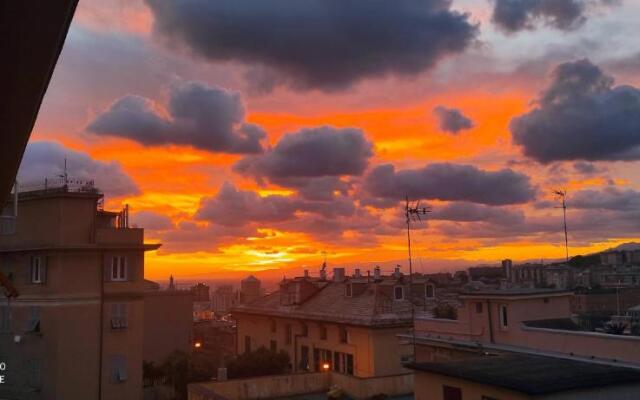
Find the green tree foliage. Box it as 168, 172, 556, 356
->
432, 303, 458, 320
226, 346, 290, 379
143, 351, 215, 400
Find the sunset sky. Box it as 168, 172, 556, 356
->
22, 0, 640, 281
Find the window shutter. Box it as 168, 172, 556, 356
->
41, 256, 48, 283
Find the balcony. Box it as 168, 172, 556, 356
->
96, 227, 143, 245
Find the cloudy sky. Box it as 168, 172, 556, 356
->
23, 0, 640, 280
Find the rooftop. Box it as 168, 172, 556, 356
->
232, 275, 429, 327
460, 288, 573, 298
407, 353, 640, 395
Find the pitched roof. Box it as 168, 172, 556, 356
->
233, 278, 421, 327
407, 353, 640, 395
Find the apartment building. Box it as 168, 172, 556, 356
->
405, 288, 640, 400
232, 266, 438, 378
0, 185, 159, 400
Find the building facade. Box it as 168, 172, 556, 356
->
232, 267, 438, 379
0, 186, 159, 400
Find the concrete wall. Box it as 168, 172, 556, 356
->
189, 373, 330, 400
188, 371, 413, 400
414, 371, 529, 400
144, 290, 193, 364
414, 293, 640, 365
414, 371, 640, 400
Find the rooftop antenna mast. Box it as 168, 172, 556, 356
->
405, 195, 430, 362
58, 157, 69, 187
405, 195, 431, 280
554, 189, 569, 263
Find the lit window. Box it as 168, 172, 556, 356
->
111, 256, 127, 281
110, 303, 128, 329
31, 256, 45, 284
394, 286, 404, 300
499, 304, 508, 329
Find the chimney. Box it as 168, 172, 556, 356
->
354, 268, 361, 278
320, 268, 327, 281
374, 266, 381, 281
304, 269, 309, 278
394, 265, 402, 278
502, 259, 513, 282
333, 268, 345, 282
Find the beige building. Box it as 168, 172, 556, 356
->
406, 288, 640, 400
143, 280, 193, 364
0, 185, 159, 400
232, 266, 437, 378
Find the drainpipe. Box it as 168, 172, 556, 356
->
486, 300, 494, 344
98, 251, 104, 400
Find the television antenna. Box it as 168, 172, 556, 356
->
405, 195, 431, 280
553, 189, 569, 263
404, 195, 430, 362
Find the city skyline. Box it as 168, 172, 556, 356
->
20, 0, 640, 279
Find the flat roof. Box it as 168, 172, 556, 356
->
407, 353, 640, 395
460, 288, 573, 298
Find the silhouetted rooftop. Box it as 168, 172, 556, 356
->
408, 353, 640, 395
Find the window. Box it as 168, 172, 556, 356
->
345, 354, 354, 375
0, 306, 9, 332
244, 336, 251, 353
270, 340, 277, 352
27, 306, 41, 333
339, 326, 348, 343
394, 286, 404, 300
30, 256, 45, 284
499, 304, 508, 329
475, 302, 483, 313
300, 345, 310, 371
270, 319, 276, 333
425, 284, 434, 299
319, 324, 327, 340
333, 352, 341, 372
346, 284, 352, 297
110, 303, 128, 329
443, 385, 462, 400
27, 359, 42, 388
285, 324, 293, 345
111, 256, 127, 281
110, 355, 127, 383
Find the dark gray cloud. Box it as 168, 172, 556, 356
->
430, 202, 525, 224
491, 0, 586, 33
196, 182, 298, 227
433, 106, 474, 134
511, 59, 640, 162
18, 141, 139, 197
572, 161, 606, 175
144, 0, 478, 91
131, 211, 174, 230
88, 82, 266, 154
235, 126, 373, 185
570, 187, 640, 211
363, 163, 536, 206
196, 182, 358, 228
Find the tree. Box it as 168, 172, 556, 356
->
432, 303, 457, 320
226, 347, 290, 379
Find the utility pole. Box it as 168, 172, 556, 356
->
554, 189, 569, 263
404, 195, 430, 361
